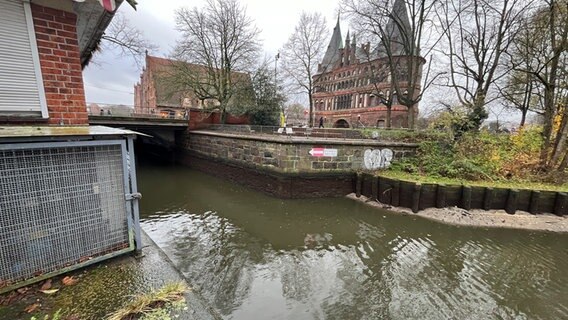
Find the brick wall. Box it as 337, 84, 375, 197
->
188, 110, 250, 129
318, 106, 413, 129
180, 131, 417, 173
31, 4, 88, 125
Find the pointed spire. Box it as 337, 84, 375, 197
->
373, 0, 413, 57
387, 0, 412, 55
320, 17, 343, 70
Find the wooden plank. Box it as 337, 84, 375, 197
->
554, 192, 567, 216
470, 186, 485, 208
378, 177, 392, 205
412, 183, 421, 213
392, 180, 400, 207
506, 189, 519, 214
483, 187, 494, 210
529, 190, 540, 214
461, 185, 472, 210
444, 185, 462, 207
539, 191, 557, 214
399, 181, 415, 208
436, 184, 446, 208
419, 183, 437, 210
371, 175, 379, 201
355, 172, 362, 198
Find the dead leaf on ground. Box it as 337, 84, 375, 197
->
39, 289, 59, 295
0, 292, 19, 305
79, 256, 92, 263
24, 303, 40, 313
40, 279, 52, 291
62, 276, 78, 286
17, 287, 29, 294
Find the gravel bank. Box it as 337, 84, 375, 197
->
347, 193, 568, 233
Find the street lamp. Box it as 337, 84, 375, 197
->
274, 51, 280, 85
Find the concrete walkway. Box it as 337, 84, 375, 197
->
0, 232, 221, 320
139, 231, 222, 320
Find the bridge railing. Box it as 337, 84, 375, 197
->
88, 109, 188, 120
202, 124, 367, 139
200, 124, 454, 142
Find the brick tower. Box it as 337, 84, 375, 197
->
312, 0, 424, 128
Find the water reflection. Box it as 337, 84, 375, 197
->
138, 164, 568, 320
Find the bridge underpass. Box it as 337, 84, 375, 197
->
89, 115, 188, 162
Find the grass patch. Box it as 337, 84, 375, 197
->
30, 309, 62, 320
380, 170, 568, 192
106, 282, 188, 320
385, 127, 568, 189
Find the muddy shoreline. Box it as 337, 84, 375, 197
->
347, 193, 568, 233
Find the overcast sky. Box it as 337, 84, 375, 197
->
82, 0, 523, 126
83, 0, 342, 106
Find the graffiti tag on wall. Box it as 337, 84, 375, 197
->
363, 149, 393, 170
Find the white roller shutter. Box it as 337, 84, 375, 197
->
0, 0, 48, 118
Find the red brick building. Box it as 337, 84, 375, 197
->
0, 0, 133, 126
134, 54, 231, 119
312, 0, 423, 128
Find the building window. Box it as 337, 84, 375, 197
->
0, 0, 48, 118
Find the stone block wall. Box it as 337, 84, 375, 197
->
179, 131, 417, 173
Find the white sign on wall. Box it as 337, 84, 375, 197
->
323, 148, 338, 157
309, 148, 338, 157
363, 149, 393, 170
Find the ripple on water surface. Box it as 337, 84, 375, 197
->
138, 165, 568, 320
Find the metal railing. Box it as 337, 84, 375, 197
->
197, 124, 451, 143
88, 111, 188, 120
202, 124, 367, 140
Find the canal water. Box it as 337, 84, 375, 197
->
138, 163, 568, 320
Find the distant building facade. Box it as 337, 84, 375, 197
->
134, 54, 219, 118
87, 103, 134, 116
312, 0, 424, 128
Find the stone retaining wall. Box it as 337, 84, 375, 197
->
179, 131, 417, 173
175, 131, 567, 213
178, 152, 355, 198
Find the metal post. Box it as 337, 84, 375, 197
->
127, 137, 142, 251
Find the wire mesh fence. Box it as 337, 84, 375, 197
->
0, 141, 133, 292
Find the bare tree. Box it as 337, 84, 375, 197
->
343, 0, 442, 129
509, 0, 567, 170
280, 12, 329, 127
499, 14, 544, 127
436, 0, 533, 130
172, 0, 261, 122
97, 12, 157, 67
285, 103, 308, 126
499, 70, 539, 127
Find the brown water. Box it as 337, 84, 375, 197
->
138, 163, 568, 320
